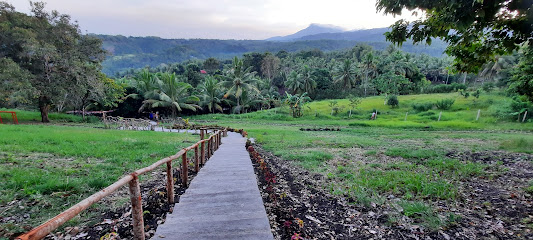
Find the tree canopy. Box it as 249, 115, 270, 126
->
0, 2, 110, 122
376, 0, 533, 73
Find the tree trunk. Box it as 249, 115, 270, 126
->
39, 96, 51, 123
463, 72, 467, 84
445, 71, 449, 84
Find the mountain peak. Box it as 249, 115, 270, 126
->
266, 23, 344, 41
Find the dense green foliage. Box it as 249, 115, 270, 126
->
98, 35, 448, 75
376, 0, 532, 72
0, 2, 124, 122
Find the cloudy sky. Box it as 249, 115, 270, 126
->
8, 0, 418, 40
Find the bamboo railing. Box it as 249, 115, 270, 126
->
16, 128, 228, 240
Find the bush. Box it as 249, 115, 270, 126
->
425, 83, 467, 93
482, 82, 494, 92
412, 102, 434, 112
435, 99, 455, 110
387, 95, 399, 108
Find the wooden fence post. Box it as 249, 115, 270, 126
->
200, 129, 205, 140
166, 162, 174, 204
128, 176, 145, 240
194, 145, 199, 172
207, 139, 212, 159
201, 141, 206, 165
181, 152, 188, 188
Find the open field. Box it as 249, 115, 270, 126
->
0, 125, 195, 238
192, 92, 533, 238
196, 92, 532, 131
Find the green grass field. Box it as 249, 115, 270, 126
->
191, 91, 532, 230
195, 91, 532, 131
1, 91, 532, 236
0, 125, 195, 236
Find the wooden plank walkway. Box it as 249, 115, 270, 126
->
154, 132, 273, 239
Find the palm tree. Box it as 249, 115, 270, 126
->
360, 52, 377, 96
333, 59, 357, 90
286, 66, 317, 94
285, 70, 304, 94
198, 76, 226, 113
140, 72, 200, 117
221, 57, 259, 109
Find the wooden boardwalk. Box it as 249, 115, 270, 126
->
154, 132, 273, 239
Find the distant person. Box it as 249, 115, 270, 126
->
371, 112, 376, 120
149, 112, 154, 120
155, 111, 159, 121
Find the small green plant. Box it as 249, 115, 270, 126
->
435, 98, 455, 110
526, 180, 533, 194
387, 95, 399, 108
472, 89, 481, 99
459, 89, 470, 98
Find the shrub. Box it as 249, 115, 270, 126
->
387, 95, 399, 108
412, 102, 434, 112
435, 99, 455, 110
482, 82, 494, 92
425, 83, 467, 93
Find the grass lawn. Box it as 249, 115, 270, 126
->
0, 124, 196, 237
191, 91, 533, 231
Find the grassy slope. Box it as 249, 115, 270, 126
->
195, 92, 532, 131
0, 125, 195, 236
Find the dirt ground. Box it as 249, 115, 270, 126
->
249, 143, 533, 240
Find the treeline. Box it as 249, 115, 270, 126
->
110, 43, 526, 118
98, 35, 448, 75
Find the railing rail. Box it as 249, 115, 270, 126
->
16, 128, 228, 240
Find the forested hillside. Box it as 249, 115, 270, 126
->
97, 35, 447, 75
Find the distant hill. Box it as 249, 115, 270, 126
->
97, 25, 447, 75
267, 23, 345, 41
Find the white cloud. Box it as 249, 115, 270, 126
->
6, 0, 418, 39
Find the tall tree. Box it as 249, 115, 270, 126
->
0, 2, 107, 122
376, 0, 532, 73
222, 57, 259, 109
509, 45, 533, 103
198, 76, 226, 113
260, 53, 281, 82
360, 51, 377, 96
332, 59, 358, 90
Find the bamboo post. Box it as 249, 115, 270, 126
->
166, 162, 174, 204
476, 109, 481, 121
523, 111, 528, 123
404, 112, 408, 121
181, 152, 188, 188
194, 145, 199, 172
128, 176, 145, 240
201, 141, 206, 165
438, 111, 442, 121
200, 129, 205, 140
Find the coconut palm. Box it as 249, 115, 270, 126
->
286, 66, 317, 94
139, 72, 200, 117
198, 76, 227, 113
221, 57, 260, 109
333, 59, 358, 90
